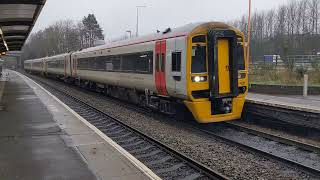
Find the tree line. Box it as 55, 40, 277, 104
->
232, 0, 320, 60
21, 14, 104, 60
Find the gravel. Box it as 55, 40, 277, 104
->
209, 126, 320, 171
31, 75, 319, 180
232, 121, 320, 147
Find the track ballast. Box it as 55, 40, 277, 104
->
25, 72, 319, 180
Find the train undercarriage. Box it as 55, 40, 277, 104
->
55, 76, 184, 119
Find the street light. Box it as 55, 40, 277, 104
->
136, 5, 146, 37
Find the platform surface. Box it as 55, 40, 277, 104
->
0, 70, 157, 180
247, 93, 320, 113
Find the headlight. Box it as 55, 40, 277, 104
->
238, 72, 247, 79
194, 76, 201, 82
192, 76, 207, 82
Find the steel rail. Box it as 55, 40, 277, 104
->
192, 124, 320, 177
224, 122, 320, 154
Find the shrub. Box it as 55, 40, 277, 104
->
311, 56, 320, 70
295, 66, 308, 79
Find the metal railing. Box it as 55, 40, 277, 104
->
250, 55, 320, 70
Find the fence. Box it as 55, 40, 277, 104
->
250, 55, 320, 70
249, 55, 320, 86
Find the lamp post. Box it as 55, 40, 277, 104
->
247, 0, 252, 68
136, 5, 146, 37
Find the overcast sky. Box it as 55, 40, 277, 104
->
33, 0, 289, 40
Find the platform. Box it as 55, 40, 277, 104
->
246, 92, 320, 130
247, 93, 320, 114
0, 70, 158, 180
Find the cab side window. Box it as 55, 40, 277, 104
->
237, 37, 245, 70
172, 52, 181, 72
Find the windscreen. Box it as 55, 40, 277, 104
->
191, 46, 207, 73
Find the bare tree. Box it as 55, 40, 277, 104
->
232, 0, 320, 58
21, 15, 105, 60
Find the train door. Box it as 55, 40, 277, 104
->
155, 40, 168, 96
64, 56, 67, 77
217, 39, 231, 94
171, 37, 185, 95
69, 55, 72, 77
43, 59, 46, 75
71, 56, 77, 77
208, 29, 238, 99
66, 53, 72, 77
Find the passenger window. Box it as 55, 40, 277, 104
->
111, 56, 121, 71
172, 52, 181, 72
121, 54, 136, 72
94, 56, 106, 71
106, 61, 113, 71
59, 60, 64, 68
78, 58, 89, 70
136, 52, 153, 73
191, 46, 207, 73
76, 52, 154, 74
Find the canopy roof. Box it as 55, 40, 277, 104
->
0, 0, 46, 53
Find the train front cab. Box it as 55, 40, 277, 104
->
184, 23, 248, 123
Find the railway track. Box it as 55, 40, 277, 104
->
224, 121, 320, 153
28, 73, 228, 180
26, 73, 320, 178
193, 123, 320, 177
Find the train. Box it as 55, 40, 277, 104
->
24, 22, 248, 123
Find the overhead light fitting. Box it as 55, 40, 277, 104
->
0, 27, 9, 52
4, 41, 8, 51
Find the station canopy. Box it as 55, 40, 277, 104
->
0, 0, 46, 53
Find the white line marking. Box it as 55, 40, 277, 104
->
14, 71, 161, 180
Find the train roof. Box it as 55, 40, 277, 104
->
76, 22, 238, 54
24, 53, 70, 62
24, 22, 240, 60
24, 57, 44, 63
45, 53, 70, 60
